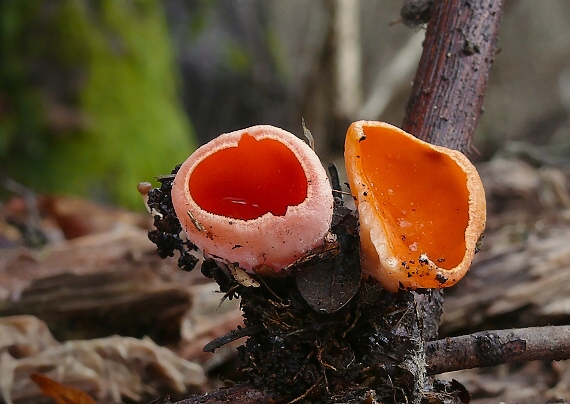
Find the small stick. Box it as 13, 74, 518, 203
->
203, 325, 264, 353
425, 325, 570, 375
327, 163, 342, 196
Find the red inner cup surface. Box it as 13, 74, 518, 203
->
189, 133, 308, 220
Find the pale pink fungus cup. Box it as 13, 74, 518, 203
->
171, 125, 334, 272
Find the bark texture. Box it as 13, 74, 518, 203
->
426, 326, 570, 375
403, 0, 504, 152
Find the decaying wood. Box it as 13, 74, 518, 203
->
0, 224, 246, 403
0, 228, 194, 343
442, 223, 570, 336
0, 316, 205, 404
441, 158, 570, 336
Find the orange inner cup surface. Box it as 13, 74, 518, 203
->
358, 125, 469, 269
189, 133, 308, 220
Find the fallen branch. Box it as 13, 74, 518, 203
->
426, 326, 570, 375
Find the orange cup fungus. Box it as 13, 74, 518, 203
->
344, 121, 486, 292
171, 125, 334, 272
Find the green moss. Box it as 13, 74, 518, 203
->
0, 0, 195, 209
225, 42, 252, 74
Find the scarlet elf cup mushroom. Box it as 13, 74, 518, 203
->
344, 121, 486, 292
171, 125, 334, 272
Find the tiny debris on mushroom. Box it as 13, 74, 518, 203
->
171, 125, 334, 272
344, 120, 486, 292
137, 182, 153, 213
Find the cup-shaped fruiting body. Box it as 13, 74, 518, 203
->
171, 125, 334, 272
344, 121, 486, 292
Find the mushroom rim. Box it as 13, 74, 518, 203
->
173, 125, 332, 226
345, 120, 486, 291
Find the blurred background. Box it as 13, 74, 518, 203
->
2, 1, 570, 403
2, 0, 569, 210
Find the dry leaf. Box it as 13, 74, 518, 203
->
30, 373, 96, 404
0, 317, 206, 404
228, 263, 260, 288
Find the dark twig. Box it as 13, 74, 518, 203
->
203, 325, 264, 353
403, 0, 505, 152
426, 325, 570, 375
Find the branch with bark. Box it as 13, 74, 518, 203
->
169, 325, 570, 404
426, 326, 570, 375
402, 0, 504, 150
